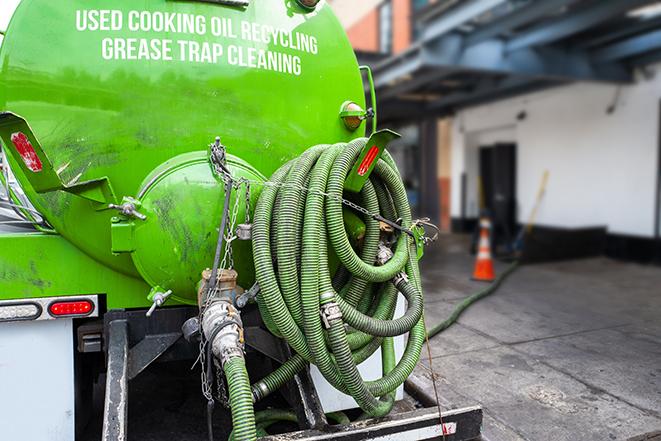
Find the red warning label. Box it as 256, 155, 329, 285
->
10, 132, 43, 173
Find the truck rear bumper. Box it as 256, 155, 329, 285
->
259, 406, 483, 441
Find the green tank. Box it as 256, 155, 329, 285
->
0, 0, 366, 305
0, 3, 433, 439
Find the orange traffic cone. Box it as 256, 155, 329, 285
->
472, 218, 496, 282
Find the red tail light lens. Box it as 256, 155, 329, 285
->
48, 300, 94, 317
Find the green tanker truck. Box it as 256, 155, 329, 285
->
0, 1, 481, 440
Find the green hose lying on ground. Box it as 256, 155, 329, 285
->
426, 261, 520, 338
249, 138, 424, 419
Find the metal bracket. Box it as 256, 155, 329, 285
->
0, 112, 117, 204
101, 308, 197, 441
127, 333, 181, 380
344, 129, 400, 193
102, 320, 128, 441
244, 326, 287, 363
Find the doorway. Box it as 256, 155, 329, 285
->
479, 143, 517, 254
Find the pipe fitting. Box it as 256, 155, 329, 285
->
320, 301, 343, 330
201, 299, 245, 366
392, 271, 409, 288
252, 382, 269, 402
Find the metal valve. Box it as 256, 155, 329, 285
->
146, 290, 172, 317
108, 196, 147, 220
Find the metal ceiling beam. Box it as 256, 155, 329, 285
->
465, 0, 578, 46
378, 69, 458, 101
577, 15, 661, 50
421, 35, 631, 83
378, 98, 430, 123
630, 48, 661, 67
592, 29, 661, 63
422, 0, 507, 42
427, 77, 561, 112
506, 0, 656, 52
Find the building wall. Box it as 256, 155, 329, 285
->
346, 9, 380, 52
328, 0, 385, 29
345, 0, 411, 54
392, 0, 412, 54
450, 66, 661, 238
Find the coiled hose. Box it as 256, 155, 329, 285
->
249, 138, 424, 418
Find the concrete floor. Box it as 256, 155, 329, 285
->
413, 234, 661, 441
83, 234, 661, 441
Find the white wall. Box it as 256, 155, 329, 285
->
451, 65, 661, 238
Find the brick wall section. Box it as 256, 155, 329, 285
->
392, 0, 411, 54
346, 9, 379, 52
437, 119, 453, 232
346, 0, 411, 54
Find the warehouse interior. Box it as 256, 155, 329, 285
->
331, 0, 661, 439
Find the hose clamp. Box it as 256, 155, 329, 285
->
320, 302, 343, 329
253, 382, 269, 402
392, 271, 409, 287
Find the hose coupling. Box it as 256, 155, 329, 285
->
252, 382, 269, 402
320, 301, 343, 330
202, 300, 245, 366
376, 243, 394, 266
392, 271, 409, 288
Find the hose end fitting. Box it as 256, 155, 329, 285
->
202, 300, 245, 366
320, 301, 343, 330
392, 271, 409, 288
252, 382, 269, 402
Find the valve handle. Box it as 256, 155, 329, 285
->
146, 290, 172, 317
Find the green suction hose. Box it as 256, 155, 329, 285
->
224, 356, 257, 441
250, 138, 424, 417
426, 261, 520, 338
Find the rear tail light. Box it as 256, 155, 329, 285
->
48, 300, 94, 317
0, 302, 41, 322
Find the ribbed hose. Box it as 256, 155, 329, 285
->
427, 261, 520, 338
224, 357, 257, 441
251, 138, 424, 417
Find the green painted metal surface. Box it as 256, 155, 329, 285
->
130, 151, 264, 304
0, 0, 366, 306
0, 233, 150, 309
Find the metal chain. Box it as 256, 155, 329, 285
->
214, 358, 230, 407
244, 181, 251, 224
200, 338, 214, 402
238, 177, 438, 242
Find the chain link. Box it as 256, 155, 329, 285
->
214, 358, 230, 408
244, 181, 251, 224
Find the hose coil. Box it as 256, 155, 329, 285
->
250, 138, 425, 418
